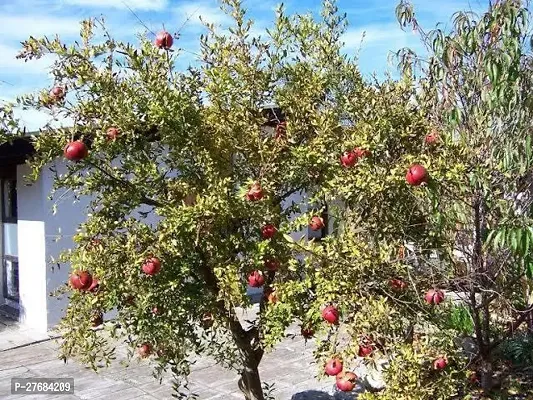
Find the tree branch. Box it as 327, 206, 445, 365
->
87, 160, 165, 208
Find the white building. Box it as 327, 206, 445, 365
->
0, 138, 96, 333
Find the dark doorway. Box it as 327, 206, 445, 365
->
0, 165, 19, 305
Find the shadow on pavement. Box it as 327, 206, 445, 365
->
291, 390, 360, 399
291, 391, 333, 400
0, 304, 18, 332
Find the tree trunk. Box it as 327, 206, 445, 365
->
226, 316, 265, 400
472, 194, 494, 393
239, 362, 264, 400
479, 357, 493, 393
194, 244, 266, 399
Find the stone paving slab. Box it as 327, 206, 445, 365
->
0, 314, 54, 351
0, 310, 360, 400
0, 337, 358, 400
0, 341, 360, 400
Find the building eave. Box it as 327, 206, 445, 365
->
0, 137, 35, 165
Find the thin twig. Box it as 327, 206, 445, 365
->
121, 0, 156, 36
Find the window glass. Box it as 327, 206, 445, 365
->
3, 257, 19, 301
2, 179, 17, 222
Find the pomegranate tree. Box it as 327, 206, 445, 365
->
5, 0, 533, 399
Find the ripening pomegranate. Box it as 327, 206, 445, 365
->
309, 216, 325, 231
406, 164, 429, 186
324, 358, 343, 376
424, 289, 445, 305
64, 141, 88, 161
142, 257, 161, 276
261, 224, 277, 239
322, 305, 339, 324
138, 343, 152, 358
154, 31, 173, 49
69, 270, 93, 291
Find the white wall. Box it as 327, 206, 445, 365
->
16, 164, 48, 332
41, 163, 92, 330
42, 160, 161, 330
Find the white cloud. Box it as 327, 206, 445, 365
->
340, 22, 427, 77
343, 23, 410, 49
0, 44, 55, 76
174, 1, 231, 28
0, 14, 82, 40
0, 12, 144, 85
61, 0, 168, 11
10, 107, 74, 132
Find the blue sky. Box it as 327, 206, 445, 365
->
0, 0, 488, 130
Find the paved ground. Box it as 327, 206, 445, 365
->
0, 313, 360, 400
0, 311, 56, 351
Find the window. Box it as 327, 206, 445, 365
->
2, 179, 17, 223
0, 172, 19, 303
3, 256, 19, 301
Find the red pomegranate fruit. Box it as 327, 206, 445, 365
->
142, 257, 161, 276
336, 371, 357, 392
88, 278, 100, 293
138, 343, 152, 358
358, 345, 373, 357
424, 289, 445, 305
49, 86, 65, 100
261, 224, 277, 239
389, 278, 408, 290
309, 216, 325, 231
340, 150, 357, 168
322, 305, 339, 324
433, 356, 448, 370
69, 270, 93, 291
247, 270, 265, 287
154, 31, 173, 49
425, 131, 439, 145
106, 127, 120, 140
325, 358, 343, 376
406, 164, 429, 186
246, 182, 264, 201
64, 141, 88, 161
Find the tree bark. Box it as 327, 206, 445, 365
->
479, 358, 493, 393
195, 236, 266, 399
472, 193, 494, 393
239, 361, 264, 400
226, 313, 265, 400
233, 329, 265, 400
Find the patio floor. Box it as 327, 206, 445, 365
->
0, 308, 360, 399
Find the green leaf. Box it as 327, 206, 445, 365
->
526, 135, 532, 167
522, 228, 531, 257
282, 234, 295, 244
485, 229, 497, 246
526, 259, 533, 279
491, 61, 501, 84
